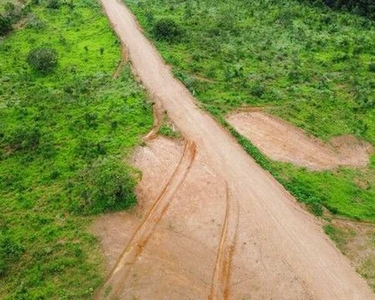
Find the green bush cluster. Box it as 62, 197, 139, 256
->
0, 2, 29, 36
316, 0, 375, 19
26, 47, 58, 73
0, 16, 12, 36
153, 18, 182, 42
73, 157, 137, 214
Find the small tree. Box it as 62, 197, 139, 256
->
26, 47, 58, 73
47, 0, 61, 9
73, 157, 137, 214
153, 18, 182, 42
0, 16, 12, 36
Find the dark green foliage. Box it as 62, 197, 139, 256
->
0, 235, 24, 277
0, 16, 12, 36
47, 0, 61, 9
26, 47, 58, 72
1, 125, 41, 153
153, 18, 182, 42
319, 0, 375, 19
73, 157, 137, 214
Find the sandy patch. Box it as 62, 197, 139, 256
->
227, 111, 373, 170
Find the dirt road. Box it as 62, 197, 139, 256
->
98, 0, 375, 298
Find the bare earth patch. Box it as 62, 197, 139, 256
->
92, 137, 312, 299
227, 111, 373, 170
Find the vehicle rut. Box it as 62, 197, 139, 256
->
208, 185, 239, 300
94, 140, 196, 300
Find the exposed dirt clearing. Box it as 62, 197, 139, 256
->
227, 111, 373, 170
94, 140, 196, 299
93, 137, 227, 299
99, 0, 375, 298
93, 137, 310, 299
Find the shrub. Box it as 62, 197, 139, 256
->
26, 47, 58, 73
369, 62, 375, 72
75, 138, 106, 160
26, 15, 46, 29
47, 0, 61, 9
73, 157, 137, 214
2, 126, 41, 152
0, 16, 12, 36
0, 235, 24, 277
250, 82, 265, 98
153, 18, 182, 42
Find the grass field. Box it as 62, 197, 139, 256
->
126, 0, 375, 222
0, 1, 152, 298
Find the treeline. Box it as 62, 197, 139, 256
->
310, 0, 375, 19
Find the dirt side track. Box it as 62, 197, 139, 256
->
98, 0, 375, 299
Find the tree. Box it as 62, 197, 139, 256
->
153, 18, 182, 42
47, 0, 60, 9
26, 47, 58, 73
0, 16, 12, 36
73, 157, 137, 214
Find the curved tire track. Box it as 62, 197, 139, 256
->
208, 185, 239, 300
94, 141, 196, 300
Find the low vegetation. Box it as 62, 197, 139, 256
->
0, 0, 152, 298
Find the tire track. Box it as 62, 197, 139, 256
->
94, 140, 196, 300
208, 185, 239, 300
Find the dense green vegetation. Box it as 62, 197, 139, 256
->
309, 0, 375, 20
127, 0, 375, 221
0, 0, 152, 298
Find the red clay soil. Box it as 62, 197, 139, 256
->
227, 111, 373, 170
94, 0, 375, 299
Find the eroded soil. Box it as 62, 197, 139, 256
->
227, 111, 373, 170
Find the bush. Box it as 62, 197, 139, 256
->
47, 0, 61, 9
2, 126, 41, 153
153, 18, 182, 42
0, 16, 12, 36
0, 235, 24, 277
369, 62, 375, 72
73, 157, 137, 214
26, 47, 58, 73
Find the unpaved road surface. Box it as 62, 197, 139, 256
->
98, 0, 375, 298
228, 111, 373, 170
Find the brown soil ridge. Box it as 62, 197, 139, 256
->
94, 141, 196, 300
227, 111, 373, 170
100, 0, 375, 298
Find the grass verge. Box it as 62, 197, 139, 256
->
0, 0, 152, 298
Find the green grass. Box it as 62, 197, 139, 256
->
0, 1, 152, 298
126, 0, 375, 221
